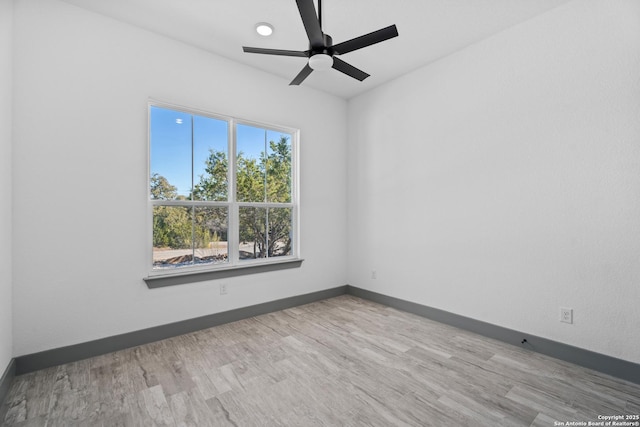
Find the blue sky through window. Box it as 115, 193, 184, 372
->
150, 106, 292, 198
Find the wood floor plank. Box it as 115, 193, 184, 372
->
207, 392, 253, 426
505, 384, 580, 421
16, 368, 57, 421
168, 388, 217, 427
128, 384, 176, 426
2, 294, 640, 426
83, 394, 135, 427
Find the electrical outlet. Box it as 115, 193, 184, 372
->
560, 307, 573, 324
371, 270, 377, 280
220, 283, 228, 295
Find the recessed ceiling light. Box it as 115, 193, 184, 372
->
255, 22, 274, 37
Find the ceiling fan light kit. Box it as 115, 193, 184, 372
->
308, 53, 333, 71
242, 0, 398, 85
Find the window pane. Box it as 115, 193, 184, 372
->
152, 205, 193, 269
193, 116, 229, 201
150, 106, 192, 200
239, 207, 267, 259
268, 207, 293, 257
236, 124, 267, 202
266, 133, 292, 203
238, 207, 292, 260
194, 206, 229, 265
236, 125, 293, 203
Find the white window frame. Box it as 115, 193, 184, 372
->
146, 100, 300, 280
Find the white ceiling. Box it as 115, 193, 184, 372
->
59, 0, 572, 99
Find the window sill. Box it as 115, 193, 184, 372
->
143, 258, 304, 289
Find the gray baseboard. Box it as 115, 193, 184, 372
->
12, 284, 640, 386
15, 285, 348, 375
346, 285, 640, 385
0, 358, 16, 406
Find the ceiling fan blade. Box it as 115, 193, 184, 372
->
332, 57, 369, 81
290, 63, 314, 85
295, 0, 324, 49
243, 46, 309, 57
332, 25, 398, 55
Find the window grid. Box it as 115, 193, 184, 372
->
148, 101, 298, 276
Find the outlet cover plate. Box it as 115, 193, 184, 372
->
560, 307, 573, 324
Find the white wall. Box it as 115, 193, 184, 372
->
347, 0, 640, 363
12, 0, 347, 356
0, 0, 14, 371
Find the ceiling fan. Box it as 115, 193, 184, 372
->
242, 0, 399, 85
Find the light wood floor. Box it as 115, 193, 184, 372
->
1, 295, 639, 426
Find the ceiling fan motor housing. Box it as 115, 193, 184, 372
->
313, 34, 333, 56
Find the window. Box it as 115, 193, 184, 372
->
148, 103, 298, 276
